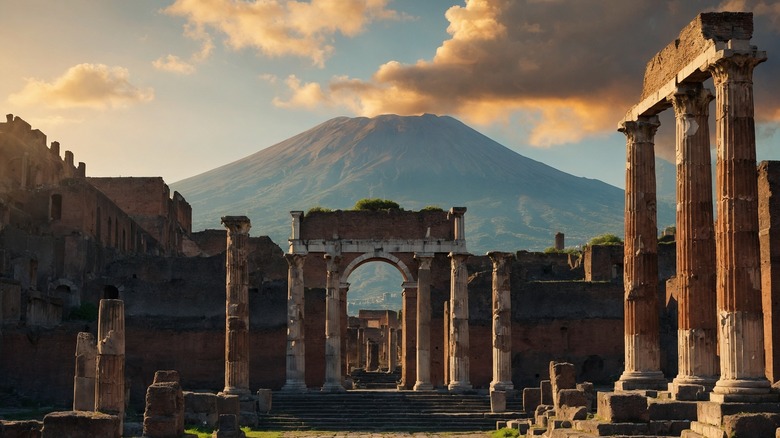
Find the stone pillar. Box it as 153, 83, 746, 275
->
448, 252, 472, 392
340, 283, 349, 376
554, 233, 564, 251
707, 52, 771, 401
488, 251, 514, 392
95, 299, 125, 434
220, 216, 251, 396
668, 84, 719, 398
759, 162, 780, 383
388, 327, 397, 372
282, 253, 307, 392
322, 253, 345, 392
414, 254, 434, 391
615, 116, 667, 391
443, 301, 450, 386
73, 332, 96, 411
398, 283, 417, 389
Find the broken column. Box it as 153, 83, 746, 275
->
489, 251, 514, 392
615, 116, 666, 391
73, 332, 96, 411
143, 370, 184, 438
668, 84, 718, 398
220, 216, 251, 397
448, 252, 472, 392
322, 253, 345, 392
282, 253, 307, 392
414, 254, 434, 391
95, 299, 125, 434
707, 50, 772, 401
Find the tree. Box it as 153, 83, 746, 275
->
588, 233, 623, 246
352, 198, 401, 211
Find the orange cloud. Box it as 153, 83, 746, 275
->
164, 0, 402, 68
8, 63, 154, 110
153, 55, 196, 75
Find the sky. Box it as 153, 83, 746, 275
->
2, 0, 780, 190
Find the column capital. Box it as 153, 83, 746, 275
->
669, 84, 714, 120
706, 52, 766, 86
284, 253, 306, 268
324, 253, 341, 270
415, 253, 434, 270
339, 282, 350, 291
402, 281, 418, 290
221, 216, 251, 234
448, 252, 471, 262
487, 251, 515, 267
619, 116, 660, 144
448, 207, 467, 218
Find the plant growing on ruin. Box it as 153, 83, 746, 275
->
352, 198, 401, 211
306, 206, 333, 215
420, 205, 444, 212
492, 427, 520, 438
587, 233, 623, 246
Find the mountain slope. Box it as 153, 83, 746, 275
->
172, 114, 650, 252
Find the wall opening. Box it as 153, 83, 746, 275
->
49, 194, 62, 221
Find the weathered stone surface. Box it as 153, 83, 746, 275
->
256, 389, 272, 414
541, 380, 553, 405
698, 401, 780, 427
558, 389, 588, 409
722, 413, 780, 438
523, 387, 541, 414
41, 411, 119, 438
647, 399, 698, 421
221, 216, 251, 396
559, 405, 588, 421
597, 392, 648, 423
490, 390, 506, 413
216, 394, 240, 416
534, 404, 554, 427
183, 391, 218, 428
0, 419, 42, 438
143, 372, 184, 438
506, 419, 530, 433
576, 382, 595, 411
212, 414, 245, 438
72, 332, 96, 411
550, 361, 576, 412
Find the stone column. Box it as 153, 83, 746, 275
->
448, 252, 472, 392
615, 116, 667, 391
282, 253, 307, 392
443, 301, 450, 386
398, 283, 417, 389
322, 253, 345, 392
388, 327, 397, 373
95, 299, 125, 433
73, 332, 96, 411
340, 283, 349, 377
707, 52, 771, 401
414, 254, 434, 391
220, 216, 251, 397
488, 251, 514, 392
668, 84, 719, 397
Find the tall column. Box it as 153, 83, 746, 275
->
448, 252, 472, 392
322, 253, 345, 392
73, 332, 96, 411
340, 283, 349, 376
388, 327, 397, 372
414, 254, 434, 391
220, 216, 251, 396
398, 283, 417, 389
707, 52, 771, 400
615, 116, 667, 391
95, 299, 125, 434
282, 253, 307, 392
488, 251, 514, 392
668, 84, 719, 397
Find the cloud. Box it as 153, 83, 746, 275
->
163, 0, 402, 68
8, 63, 154, 110
153, 55, 196, 75
275, 0, 780, 148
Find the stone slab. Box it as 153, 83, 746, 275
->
597, 392, 648, 423
41, 411, 119, 438
722, 412, 780, 438
647, 399, 698, 420
541, 380, 553, 405
697, 401, 780, 426
490, 390, 507, 413
523, 387, 541, 414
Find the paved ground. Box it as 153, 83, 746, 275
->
279, 433, 491, 437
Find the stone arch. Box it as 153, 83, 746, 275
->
340, 251, 414, 285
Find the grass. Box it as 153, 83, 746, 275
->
185, 426, 282, 438
490, 428, 520, 438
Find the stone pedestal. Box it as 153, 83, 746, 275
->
221, 216, 251, 397
615, 116, 667, 391
414, 254, 434, 391
282, 253, 307, 392
95, 299, 125, 435
73, 332, 96, 411
489, 252, 514, 392
448, 252, 472, 392
322, 253, 345, 392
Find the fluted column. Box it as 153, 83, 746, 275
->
322, 253, 345, 392
668, 84, 719, 397
398, 283, 417, 389
707, 52, 771, 400
615, 116, 667, 391
282, 253, 307, 392
95, 299, 125, 434
221, 216, 251, 396
489, 251, 514, 392
448, 252, 472, 392
414, 254, 434, 391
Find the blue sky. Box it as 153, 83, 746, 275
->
2, 0, 779, 189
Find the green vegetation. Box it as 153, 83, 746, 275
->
543, 246, 582, 256
587, 233, 623, 246
185, 427, 281, 438
67, 302, 99, 321
305, 206, 333, 215
491, 427, 520, 438
420, 205, 444, 212
352, 198, 401, 211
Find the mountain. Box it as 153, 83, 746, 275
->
172, 114, 651, 253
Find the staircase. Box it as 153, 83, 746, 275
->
257, 390, 526, 432
350, 368, 400, 389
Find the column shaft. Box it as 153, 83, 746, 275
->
398, 286, 417, 389
669, 84, 719, 394
414, 255, 434, 390
708, 53, 770, 399
489, 252, 514, 392
95, 299, 125, 435
73, 332, 96, 411
322, 254, 345, 392
616, 116, 666, 391
221, 216, 251, 396
448, 252, 472, 392
282, 253, 307, 392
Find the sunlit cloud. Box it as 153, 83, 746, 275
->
275, 0, 780, 147
163, 0, 402, 68
153, 55, 196, 75
8, 63, 154, 110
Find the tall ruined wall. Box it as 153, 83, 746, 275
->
300, 209, 454, 241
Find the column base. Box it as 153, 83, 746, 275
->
490, 381, 515, 392
413, 381, 434, 391
448, 381, 473, 393
280, 380, 308, 393
712, 377, 771, 400
220, 387, 252, 398
321, 382, 346, 393
615, 371, 667, 391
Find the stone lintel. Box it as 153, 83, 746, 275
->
289, 238, 466, 255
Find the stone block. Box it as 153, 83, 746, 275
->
144, 374, 184, 438
523, 387, 541, 414
723, 412, 780, 438
153, 370, 180, 384
256, 389, 272, 413
495, 420, 506, 429
558, 389, 588, 409
559, 405, 588, 421
697, 401, 780, 426
216, 394, 240, 416
576, 382, 595, 411
647, 399, 698, 421
596, 392, 648, 423
534, 405, 553, 427
491, 390, 507, 413
541, 380, 553, 405
575, 419, 649, 435
0, 419, 43, 438
41, 411, 119, 438
670, 383, 706, 401
184, 392, 218, 427
212, 414, 245, 438
549, 362, 576, 411
507, 419, 530, 434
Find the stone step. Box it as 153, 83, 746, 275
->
689, 421, 725, 438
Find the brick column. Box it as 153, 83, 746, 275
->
95, 299, 125, 434
414, 254, 434, 391
448, 252, 472, 392
220, 216, 251, 397
322, 253, 345, 392
707, 52, 771, 401
488, 251, 514, 392
615, 116, 667, 391
668, 84, 719, 397
282, 253, 307, 392
398, 283, 417, 389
